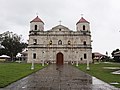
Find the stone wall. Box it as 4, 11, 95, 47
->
28, 25, 92, 64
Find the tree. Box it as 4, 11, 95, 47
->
111, 49, 120, 62
0, 31, 27, 61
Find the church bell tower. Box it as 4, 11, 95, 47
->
30, 16, 44, 31
76, 17, 90, 31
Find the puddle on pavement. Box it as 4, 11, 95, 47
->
110, 82, 119, 85
92, 77, 105, 85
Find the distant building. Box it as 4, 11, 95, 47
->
27, 16, 92, 64
113, 51, 120, 57
0, 55, 10, 62
21, 48, 28, 61
93, 52, 106, 60
112, 50, 120, 62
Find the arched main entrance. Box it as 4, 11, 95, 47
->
56, 52, 64, 65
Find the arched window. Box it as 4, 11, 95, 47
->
58, 40, 62, 45
68, 40, 71, 45
49, 40, 52, 45
33, 39, 37, 45
83, 41, 86, 45
35, 25, 37, 30
83, 25, 85, 30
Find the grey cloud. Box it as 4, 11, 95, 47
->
0, 0, 120, 55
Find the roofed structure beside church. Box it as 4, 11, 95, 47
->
27, 16, 92, 65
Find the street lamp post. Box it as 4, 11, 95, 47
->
31, 49, 34, 70
76, 52, 78, 66
86, 59, 90, 70
42, 51, 44, 66
76, 60, 78, 66
31, 58, 34, 70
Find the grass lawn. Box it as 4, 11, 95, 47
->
0, 62, 47, 88
74, 62, 120, 88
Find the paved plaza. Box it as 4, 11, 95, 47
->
0, 64, 119, 90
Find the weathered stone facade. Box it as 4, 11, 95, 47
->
27, 16, 92, 64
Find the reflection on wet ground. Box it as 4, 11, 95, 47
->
0, 64, 119, 90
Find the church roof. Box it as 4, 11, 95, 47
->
48, 25, 71, 32
52, 25, 69, 29
30, 16, 44, 24
76, 17, 89, 24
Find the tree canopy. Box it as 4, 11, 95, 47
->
0, 31, 27, 60
111, 49, 120, 62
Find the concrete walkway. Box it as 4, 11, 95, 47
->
0, 64, 119, 90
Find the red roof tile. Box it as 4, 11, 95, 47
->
76, 17, 89, 24
30, 16, 44, 24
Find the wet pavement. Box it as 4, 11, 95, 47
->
0, 64, 119, 90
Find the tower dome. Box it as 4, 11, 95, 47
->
76, 17, 89, 25
30, 16, 44, 24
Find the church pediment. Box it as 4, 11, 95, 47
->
52, 25, 69, 29
50, 25, 70, 32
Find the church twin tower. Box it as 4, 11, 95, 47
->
30, 16, 44, 31
28, 16, 92, 65
30, 16, 90, 32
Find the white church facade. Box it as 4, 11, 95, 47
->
27, 16, 92, 65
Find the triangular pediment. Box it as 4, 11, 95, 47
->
52, 25, 69, 29
50, 25, 70, 32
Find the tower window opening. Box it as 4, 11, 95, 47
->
83, 25, 85, 30
35, 25, 37, 30
83, 41, 86, 45
58, 40, 62, 45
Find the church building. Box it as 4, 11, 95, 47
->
27, 16, 92, 65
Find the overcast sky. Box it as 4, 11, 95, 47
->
0, 0, 120, 56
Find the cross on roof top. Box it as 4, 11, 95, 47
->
81, 14, 84, 17
36, 13, 38, 16
59, 20, 62, 25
